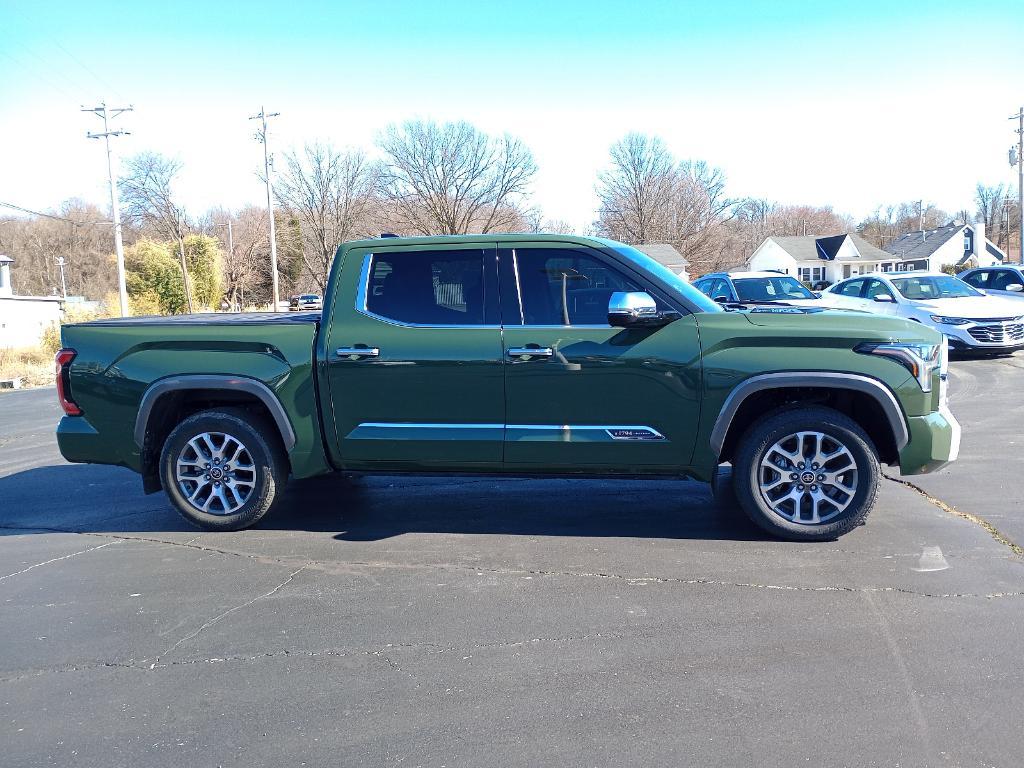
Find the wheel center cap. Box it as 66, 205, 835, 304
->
801, 471, 816, 484
210, 468, 224, 480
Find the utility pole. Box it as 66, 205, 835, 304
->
83, 102, 132, 316
1010, 107, 1024, 264
250, 107, 281, 310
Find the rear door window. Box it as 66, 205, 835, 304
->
836, 279, 866, 297
363, 249, 489, 326
961, 270, 989, 289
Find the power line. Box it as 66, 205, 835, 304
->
0, 200, 110, 225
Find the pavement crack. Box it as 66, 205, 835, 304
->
153, 565, 308, 663
883, 473, 1024, 557
0, 540, 121, 582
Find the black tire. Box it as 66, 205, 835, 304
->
732, 406, 879, 541
159, 408, 288, 531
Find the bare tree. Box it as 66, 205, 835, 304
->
0, 200, 115, 300
119, 152, 193, 312
595, 133, 675, 244
595, 133, 734, 272
378, 120, 537, 235
975, 183, 1007, 244
274, 143, 382, 291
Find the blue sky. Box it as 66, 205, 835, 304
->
1, 0, 1022, 230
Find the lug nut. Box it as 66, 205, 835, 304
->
812, 463, 819, 470
817, 474, 825, 481
797, 484, 805, 491
205, 463, 211, 469
811, 484, 818, 491
790, 473, 798, 480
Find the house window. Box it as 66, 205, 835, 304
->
799, 266, 824, 283
964, 233, 972, 252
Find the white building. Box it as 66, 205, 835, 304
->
747, 233, 900, 286
0, 255, 64, 349
882, 216, 1005, 272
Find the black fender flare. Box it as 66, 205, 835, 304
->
709, 372, 909, 457
134, 375, 297, 452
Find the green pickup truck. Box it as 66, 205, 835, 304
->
55, 234, 960, 541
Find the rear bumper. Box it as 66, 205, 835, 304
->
56, 415, 104, 465
898, 406, 961, 475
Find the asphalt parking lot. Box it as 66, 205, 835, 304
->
1, 357, 1023, 768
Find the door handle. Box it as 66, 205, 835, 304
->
336, 346, 380, 359
507, 346, 553, 359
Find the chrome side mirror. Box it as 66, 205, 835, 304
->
873, 294, 895, 303
1006, 283, 1023, 292
608, 291, 677, 327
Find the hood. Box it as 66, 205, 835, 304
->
741, 308, 940, 344
911, 296, 1024, 319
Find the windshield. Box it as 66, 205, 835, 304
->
890, 275, 982, 300
734, 276, 816, 302
608, 243, 723, 312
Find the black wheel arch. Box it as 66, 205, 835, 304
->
136, 375, 295, 494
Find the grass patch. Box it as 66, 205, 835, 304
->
0, 346, 54, 389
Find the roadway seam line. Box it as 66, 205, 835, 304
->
0, 540, 121, 582
883, 473, 1024, 557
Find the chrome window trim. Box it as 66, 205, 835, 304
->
354, 252, 500, 330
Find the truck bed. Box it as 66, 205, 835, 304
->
71, 311, 321, 327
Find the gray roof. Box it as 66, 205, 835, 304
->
633, 243, 689, 269
882, 224, 962, 260
767, 234, 896, 263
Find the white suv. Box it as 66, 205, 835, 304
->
820, 271, 1024, 352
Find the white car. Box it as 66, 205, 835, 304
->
691, 271, 831, 307
820, 271, 1024, 352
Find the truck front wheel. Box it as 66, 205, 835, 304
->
159, 409, 288, 531
733, 406, 880, 541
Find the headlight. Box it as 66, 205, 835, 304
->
929, 315, 969, 325
855, 341, 942, 393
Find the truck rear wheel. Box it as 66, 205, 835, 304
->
732, 406, 879, 541
159, 409, 288, 531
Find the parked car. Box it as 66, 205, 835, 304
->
289, 293, 323, 311
55, 234, 959, 542
820, 271, 1024, 353
957, 265, 1024, 301
692, 271, 829, 307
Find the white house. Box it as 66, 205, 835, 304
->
633, 243, 689, 280
882, 216, 1005, 272
0, 255, 64, 349
748, 233, 900, 286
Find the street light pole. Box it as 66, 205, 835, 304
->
56, 256, 68, 299
1011, 108, 1024, 264
215, 220, 236, 311
249, 107, 281, 310
83, 102, 132, 316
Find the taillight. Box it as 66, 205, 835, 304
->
55, 348, 82, 416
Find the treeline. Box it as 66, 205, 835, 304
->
1, 120, 1019, 309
